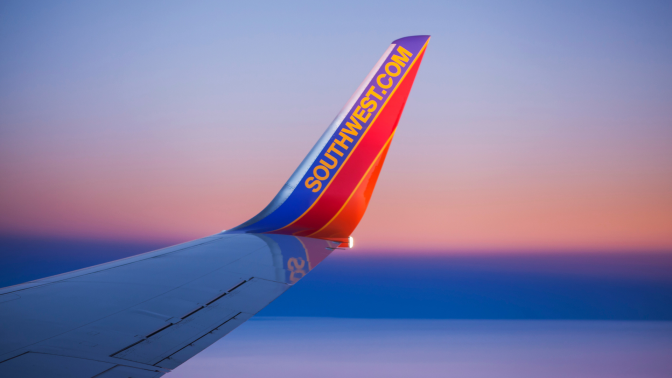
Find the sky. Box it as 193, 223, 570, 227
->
1, 3, 671, 377
1, 0, 670, 252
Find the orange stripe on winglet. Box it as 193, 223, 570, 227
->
270, 40, 429, 237
307, 132, 395, 239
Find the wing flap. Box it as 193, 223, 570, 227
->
154, 312, 253, 370
97, 365, 162, 378
0, 353, 115, 378
113, 278, 287, 365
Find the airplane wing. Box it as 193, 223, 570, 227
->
0, 35, 430, 378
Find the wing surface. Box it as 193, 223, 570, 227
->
0, 35, 430, 377
0, 234, 338, 377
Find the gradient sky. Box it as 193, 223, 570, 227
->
1, 0, 671, 251
2, 5, 671, 376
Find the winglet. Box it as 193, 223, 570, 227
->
231, 36, 430, 242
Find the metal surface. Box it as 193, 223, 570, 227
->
0, 234, 340, 377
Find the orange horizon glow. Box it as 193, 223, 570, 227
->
1, 150, 670, 253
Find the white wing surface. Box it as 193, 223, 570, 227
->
0, 234, 338, 377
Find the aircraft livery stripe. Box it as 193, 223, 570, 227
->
284, 39, 429, 237
306, 129, 397, 237
271, 39, 428, 235
229, 35, 430, 239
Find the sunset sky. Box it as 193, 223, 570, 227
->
1, 0, 671, 252
2, 4, 671, 377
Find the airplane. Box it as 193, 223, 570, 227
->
0, 35, 430, 378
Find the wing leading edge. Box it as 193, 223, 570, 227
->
0, 36, 429, 378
